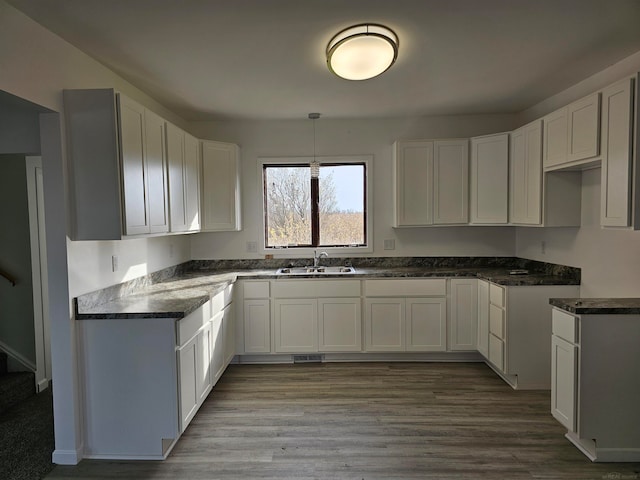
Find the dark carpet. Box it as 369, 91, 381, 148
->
0, 387, 55, 480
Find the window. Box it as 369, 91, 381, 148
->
263, 161, 367, 249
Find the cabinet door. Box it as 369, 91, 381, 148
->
406, 297, 446, 352
488, 333, 505, 372
166, 123, 188, 232
477, 280, 489, 358
543, 107, 568, 168
118, 95, 150, 235
567, 92, 600, 162
177, 335, 199, 433
201, 140, 241, 231
510, 121, 542, 225
197, 323, 213, 405
551, 335, 577, 431
210, 311, 225, 384
470, 133, 509, 224
601, 77, 634, 227
393, 141, 433, 226
318, 298, 362, 352
433, 139, 469, 224
449, 279, 478, 351
144, 110, 169, 233
184, 133, 201, 231
273, 299, 318, 353
223, 303, 236, 366
364, 298, 405, 352
243, 299, 271, 353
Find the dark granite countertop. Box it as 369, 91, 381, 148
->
550, 298, 640, 315
75, 263, 579, 320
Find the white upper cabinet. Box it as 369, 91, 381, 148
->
64, 88, 170, 239
393, 140, 433, 226
433, 139, 469, 224
543, 107, 568, 169
393, 139, 468, 226
567, 92, 600, 162
600, 76, 634, 227
509, 120, 542, 225
543, 92, 601, 170
201, 140, 242, 231
470, 133, 509, 224
143, 109, 169, 234
167, 122, 200, 233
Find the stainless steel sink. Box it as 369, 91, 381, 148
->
276, 266, 356, 275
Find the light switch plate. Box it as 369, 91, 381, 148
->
383, 239, 395, 250
246, 241, 258, 253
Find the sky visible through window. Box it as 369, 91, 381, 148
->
321, 165, 364, 213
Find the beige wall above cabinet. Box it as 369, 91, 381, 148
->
64, 89, 170, 240
201, 140, 242, 232
393, 139, 468, 227
166, 123, 200, 233
470, 133, 509, 224
543, 92, 601, 170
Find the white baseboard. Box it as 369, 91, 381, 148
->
236, 351, 484, 364
52, 447, 83, 465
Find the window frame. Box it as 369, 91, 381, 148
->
259, 155, 373, 255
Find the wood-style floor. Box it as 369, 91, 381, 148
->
46, 362, 640, 480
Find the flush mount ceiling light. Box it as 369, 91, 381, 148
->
326, 23, 398, 81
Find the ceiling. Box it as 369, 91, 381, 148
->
8, 0, 640, 121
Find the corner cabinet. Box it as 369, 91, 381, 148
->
64, 89, 170, 239
393, 139, 469, 226
477, 282, 579, 389
201, 140, 242, 231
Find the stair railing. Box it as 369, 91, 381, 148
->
0, 268, 16, 287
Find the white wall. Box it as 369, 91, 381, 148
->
515, 51, 640, 297
189, 115, 518, 259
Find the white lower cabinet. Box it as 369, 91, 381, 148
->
551, 308, 640, 462
364, 298, 405, 351
243, 299, 271, 353
274, 299, 318, 353
363, 279, 447, 353
318, 298, 362, 352
79, 292, 236, 460
449, 279, 478, 351
479, 282, 579, 389
477, 280, 489, 358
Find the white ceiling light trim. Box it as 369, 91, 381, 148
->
326, 24, 399, 81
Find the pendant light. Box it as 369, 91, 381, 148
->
326, 24, 399, 80
309, 112, 320, 178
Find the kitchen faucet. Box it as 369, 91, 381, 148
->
313, 250, 328, 268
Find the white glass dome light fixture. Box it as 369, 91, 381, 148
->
326, 23, 399, 81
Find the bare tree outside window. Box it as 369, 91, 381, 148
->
264, 163, 366, 248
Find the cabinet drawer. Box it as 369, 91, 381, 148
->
489, 283, 505, 307
243, 280, 270, 299
488, 333, 505, 371
177, 302, 210, 346
552, 308, 578, 344
364, 279, 446, 297
489, 304, 505, 339
273, 279, 361, 298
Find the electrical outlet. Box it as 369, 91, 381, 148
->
111, 255, 118, 272
383, 239, 395, 250
246, 241, 258, 253
541, 240, 546, 254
